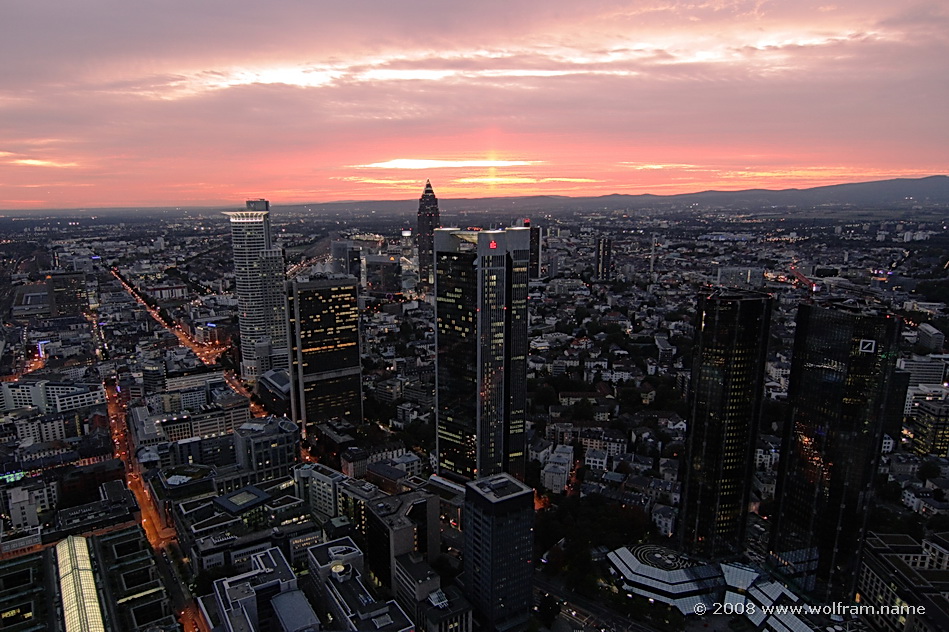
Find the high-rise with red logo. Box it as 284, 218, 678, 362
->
433, 227, 530, 482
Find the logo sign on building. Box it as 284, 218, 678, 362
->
859, 339, 877, 353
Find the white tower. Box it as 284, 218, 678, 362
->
225, 200, 289, 381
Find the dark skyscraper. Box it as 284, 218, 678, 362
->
331, 240, 362, 279
45, 270, 88, 316
595, 236, 613, 280
287, 275, 362, 437
529, 222, 542, 279
463, 474, 533, 632
416, 180, 440, 286
435, 227, 529, 482
770, 300, 901, 601
680, 288, 773, 560
514, 218, 543, 279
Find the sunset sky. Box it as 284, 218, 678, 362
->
2, 1, 947, 209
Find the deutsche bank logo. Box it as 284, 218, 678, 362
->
859, 339, 877, 353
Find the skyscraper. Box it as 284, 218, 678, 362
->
225, 200, 289, 381
45, 271, 87, 316
594, 236, 613, 281
331, 240, 362, 279
680, 288, 773, 560
514, 218, 543, 279
435, 227, 529, 481
463, 473, 533, 632
287, 275, 362, 437
416, 180, 440, 286
770, 300, 901, 601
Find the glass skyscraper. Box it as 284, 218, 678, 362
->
224, 200, 288, 381
770, 300, 901, 601
434, 227, 529, 482
287, 275, 362, 438
680, 288, 773, 559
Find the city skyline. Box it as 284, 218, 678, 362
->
3, 1, 948, 210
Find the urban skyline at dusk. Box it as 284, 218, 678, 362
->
3, 0, 948, 210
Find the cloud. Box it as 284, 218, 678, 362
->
454, 177, 597, 184
356, 159, 542, 169
10, 159, 80, 168
0, 1, 946, 208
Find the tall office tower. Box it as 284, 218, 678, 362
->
287, 275, 362, 437
680, 288, 773, 560
416, 180, 440, 286
225, 200, 289, 381
513, 218, 543, 279
365, 254, 402, 297
45, 271, 87, 316
331, 240, 362, 279
463, 474, 533, 632
594, 236, 613, 281
770, 300, 901, 601
435, 227, 529, 481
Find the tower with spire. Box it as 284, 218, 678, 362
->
416, 180, 440, 286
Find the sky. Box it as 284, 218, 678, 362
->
1, 0, 948, 210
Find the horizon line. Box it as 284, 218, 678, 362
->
1, 174, 946, 214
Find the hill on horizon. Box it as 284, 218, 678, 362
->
4, 175, 948, 217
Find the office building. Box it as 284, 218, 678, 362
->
594, 236, 613, 281
205, 547, 320, 632
308, 537, 414, 632
233, 417, 300, 482
331, 240, 363, 279
394, 553, 473, 632
857, 532, 949, 632
365, 491, 439, 590
770, 300, 901, 601
513, 218, 543, 279
434, 227, 529, 481
288, 275, 362, 435
416, 181, 440, 286
365, 255, 402, 297
914, 401, 949, 457
919, 323, 946, 353
463, 474, 533, 632
680, 289, 772, 559
225, 200, 289, 381
45, 270, 88, 316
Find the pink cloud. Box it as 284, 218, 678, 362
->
0, 1, 946, 208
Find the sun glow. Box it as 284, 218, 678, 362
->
357, 159, 541, 170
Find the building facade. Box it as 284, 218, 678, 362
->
913, 401, 949, 457
287, 275, 362, 436
416, 181, 440, 287
595, 236, 613, 281
225, 200, 289, 381
434, 227, 529, 481
463, 474, 533, 632
680, 288, 773, 559
770, 300, 901, 601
